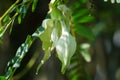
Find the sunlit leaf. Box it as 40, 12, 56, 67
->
56, 21, 76, 73
9, 6, 16, 13
9, 19, 15, 34
80, 43, 91, 62
0, 28, 4, 38
13, 60, 20, 68
50, 5, 63, 20
50, 0, 56, 4
57, 4, 72, 25
51, 20, 61, 47
40, 19, 54, 51
36, 19, 54, 74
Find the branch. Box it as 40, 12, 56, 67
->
4, 26, 44, 79
0, 0, 21, 21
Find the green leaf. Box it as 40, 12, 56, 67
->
70, 0, 87, 10
9, 19, 15, 34
74, 25, 94, 41
0, 76, 6, 80
70, 1, 82, 10
36, 19, 54, 74
18, 15, 21, 24
80, 43, 91, 62
56, 21, 76, 73
32, 0, 38, 12
68, 68, 80, 78
3, 15, 11, 23
36, 50, 51, 74
57, 4, 72, 25
71, 74, 80, 80
40, 19, 54, 51
72, 9, 89, 20
73, 15, 94, 23
0, 28, 4, 38
51, 20, 62, 47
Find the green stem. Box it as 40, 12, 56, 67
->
0, 0, 21, 21
6, 36, 35, 80
0, 13, 18, 37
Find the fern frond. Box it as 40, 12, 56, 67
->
71, 0, 94, 41
66, 0, 94, 80
66, 52, 90, 80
